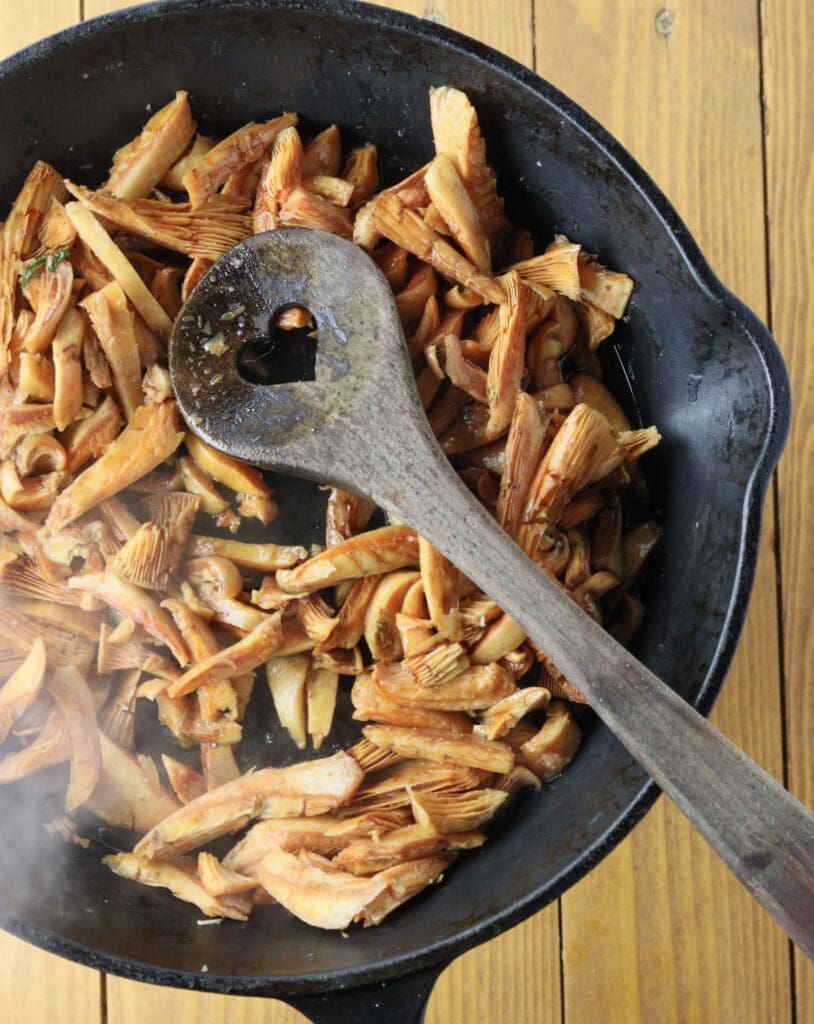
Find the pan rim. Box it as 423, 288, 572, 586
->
0, 0, 791, 997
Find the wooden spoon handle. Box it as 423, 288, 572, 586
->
171, 227, 812, 954
346, 413, 814, 959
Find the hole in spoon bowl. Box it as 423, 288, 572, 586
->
236, 304, 317, 385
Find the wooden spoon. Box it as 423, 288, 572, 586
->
170, 228, 814, 957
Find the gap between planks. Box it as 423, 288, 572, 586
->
755, 0, 797, 1006
760, 0, 814, 1018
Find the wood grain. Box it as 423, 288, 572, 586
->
83, 0, 132, 15
380, 0, 532, 54
763, 0, 814, 1018
107, 983, 308, 1024
533, 0, 793, 1020
425, 911, 560, 1024
0, 0, 77, 52
0, 930, 101, 1024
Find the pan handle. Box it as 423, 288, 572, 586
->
280, 960, 449, 1024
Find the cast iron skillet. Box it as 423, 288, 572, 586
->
0, 2, 791, 1021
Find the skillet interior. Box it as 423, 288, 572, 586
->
0, 0, 789, 998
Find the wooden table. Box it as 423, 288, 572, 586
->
0, 1, 810, 1021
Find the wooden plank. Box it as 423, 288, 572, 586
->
0, 0, 77, 54
83, 0, 133, 16
425, 908, 560, 1024
532, 1, 793, 1021
0, 929, 101, 1024
762, 0, 814, 1017
106, 982, 307, 1024
380, 0, 532, 53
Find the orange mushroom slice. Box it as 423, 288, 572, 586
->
106, 91, 196, 200
104, 852, 251, 921
0, 637, 46, 744
363, 724, 514, 774
134, 750, 363, 859
255, 847, 388, 930
46, 399, 183, 531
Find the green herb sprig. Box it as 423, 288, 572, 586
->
19, 248, 70, 291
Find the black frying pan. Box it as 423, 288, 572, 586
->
0, 2, 790, 1022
